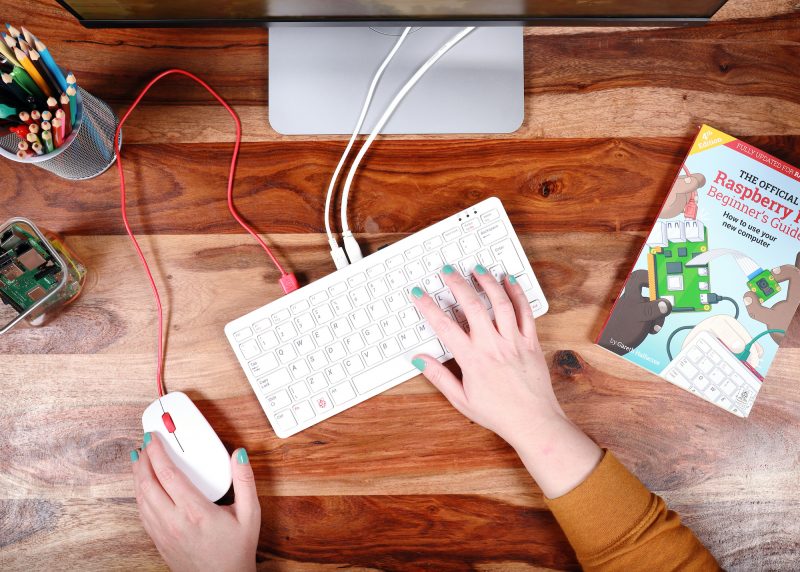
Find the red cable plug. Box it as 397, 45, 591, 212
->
280, 273, 300, 294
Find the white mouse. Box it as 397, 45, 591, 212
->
142, 392, 232, 502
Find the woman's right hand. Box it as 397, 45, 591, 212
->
410, 265, 602, 498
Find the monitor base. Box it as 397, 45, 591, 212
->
268, 26, 524, 135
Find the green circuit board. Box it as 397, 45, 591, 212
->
0, 225, 63, 313
747, 269, 781, 304
647, 227, 710, 312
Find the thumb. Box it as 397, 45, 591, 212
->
412, 355, 468, 413
637, 298, 671, 323
231, 448, 260, 526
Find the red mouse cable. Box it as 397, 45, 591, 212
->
114, 69, 299, 398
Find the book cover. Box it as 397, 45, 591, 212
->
596, 125, 800, 417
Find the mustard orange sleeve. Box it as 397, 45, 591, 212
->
545, 450, 720, 572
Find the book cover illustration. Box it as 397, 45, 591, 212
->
596, 125, 800, 417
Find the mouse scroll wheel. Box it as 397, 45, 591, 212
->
162, 412, 176, 433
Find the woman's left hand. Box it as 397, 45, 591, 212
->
131, 433, 261, 572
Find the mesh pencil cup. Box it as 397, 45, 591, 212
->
0, 87, 121, 180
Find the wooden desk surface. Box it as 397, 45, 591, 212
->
1, 1, 799, 570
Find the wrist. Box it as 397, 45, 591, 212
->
501, 404, 571, 452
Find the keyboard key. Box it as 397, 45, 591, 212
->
348, 273, 366, 287
344, 355, 365, 375
312, 304, 334, 324
477, 250, 494, 267
276, 322, 297, 343
435, 290, 457, 309
361, 346, 382, 367
459, 235, 481, 254
697, 358, 714, 374
350, 287, 370, 307
676, 358, 699, 379
233, 327, 253, 342
307, 372, 328, 392
349, 308, 370, 329
312, 392, 333, 414
290, 381, 310, 400
423, 274, 444, 293
291, 400, 315, 422
424, 236, 443, 250
717, 395, 732, 411
307, 350, 327, 370
405, 260, 425, 280
696, 338, 711, 352
344, 332, 365, 353
687, 346, 704, 363
367, 300, 389, 320
324, 363, 346, 384
329, 282, 347, 296
367, 263, 385, 278
313, 326, 334, 346
386, 254, 404, 269
399, 328, 419, 349
442, 243, 461, 262
325, 342, 346, 362
415, 321, 436, 340
517, 274, 533, 291
380, 338, 401, 357
379, 316, 402, 336
266, 389, 291, 410
330, 382, 357, 405
708, 350, 722, 364
491, 240, 524, 275
703, 384, 721, 403
720, 378, 738, 395
399, 307, 420, 327
423, 252, 444, 272
277, 344, 298, 364
330, 317, 352, 338
708, 368, 725, 384
239, 339, 261, 359
353, 339, 444, 394
459, 256, 477, 275
272, 309, 291, 324
310, 291, 328, 305
481, 209, 499, 223
693, 374, 709, 390
664, 367, 690, 389
331, 296, 353, 316
289, 360, 310, 380
386, 269, 406, 290
293, 335, 314, 355
258, 368, 291, 391
488, 264, 506, 282
249, 353, 279, 376
362, 325, 382, 345
291, 300, 310, 314
274, 409, 297, 431
478, 220, 507, 245
368, 278, 389, 297
405, 245, 423, 260
385, 292, 406, 311
253, 318, 271, 333
443, 227, 460, 242
462, 219, 481, 233
294, 313, 316, 333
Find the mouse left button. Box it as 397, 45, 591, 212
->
162, 412, 176, 433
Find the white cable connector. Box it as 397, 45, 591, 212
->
342, 230, 364, 263
329, 238, 351, 270
340, 27, 476, 240
323, 27, 412, 268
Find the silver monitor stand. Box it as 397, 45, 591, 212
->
268, 26, 523, 135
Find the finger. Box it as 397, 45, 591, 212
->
472, 265, 518, 338
411, 354, 468, 412
772, 264, 800, 285
144, 432, 210, 508
411, 286, 471, 358
743, 291, 772, 324
504, 276, 537, 340
132, 446, 174, 514
650, 314, 666, 335
440, 265, 495, 335
637, 298, 671, 323
626, 269, 650, 296
231, 448, 261, 527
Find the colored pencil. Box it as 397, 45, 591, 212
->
30, 109, 40, 123
18, 110, 30, 124
28, 122, 38, 135
17, 140, 28, 151
41, 109, 52, 122
26, 131, 41, 146
41, 129, 53, 153
66, 71, 76, 86
46, 95, 57, 111
9, 124, 28, 138
17, 148, 31, 159
33, 38, 66, 92
30, 50, 61, 95
10, 66, 44, 102
66, 84, 76, 125
20, 27, 34, 45
41, 120, 51, 134
31, 141, 43, 155
2, 33, 16, 51
17, 38, 32, 54
55, 107, 69, 137
1, 72, 30, 105
0, 38, 19, 66
0, 102, 18, 119
13, 47, 52, 97
51, 117, 63, 147
5, 24, 21, 39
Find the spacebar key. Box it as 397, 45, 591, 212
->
352, 339, 445, 394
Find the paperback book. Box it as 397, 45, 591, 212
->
596, 125, 800, 417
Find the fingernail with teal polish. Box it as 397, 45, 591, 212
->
237, 448, 249, 465
143, 432, 152, 448
411, 286, 424, 299
412, 357, 426, 372
475, 264, 488, 275
508, 275, 517, 285
130, 449, 139, 463
442, 264, 455, 275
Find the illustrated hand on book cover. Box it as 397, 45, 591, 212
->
597, 125, 800, 418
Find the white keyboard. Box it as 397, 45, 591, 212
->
661, 330, 762, 417
225, 197, 548, 437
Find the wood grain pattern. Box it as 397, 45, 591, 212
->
1, 0, 799, 570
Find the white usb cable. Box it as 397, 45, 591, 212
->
325, 27, 412, 269
340, 26, 476, 263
